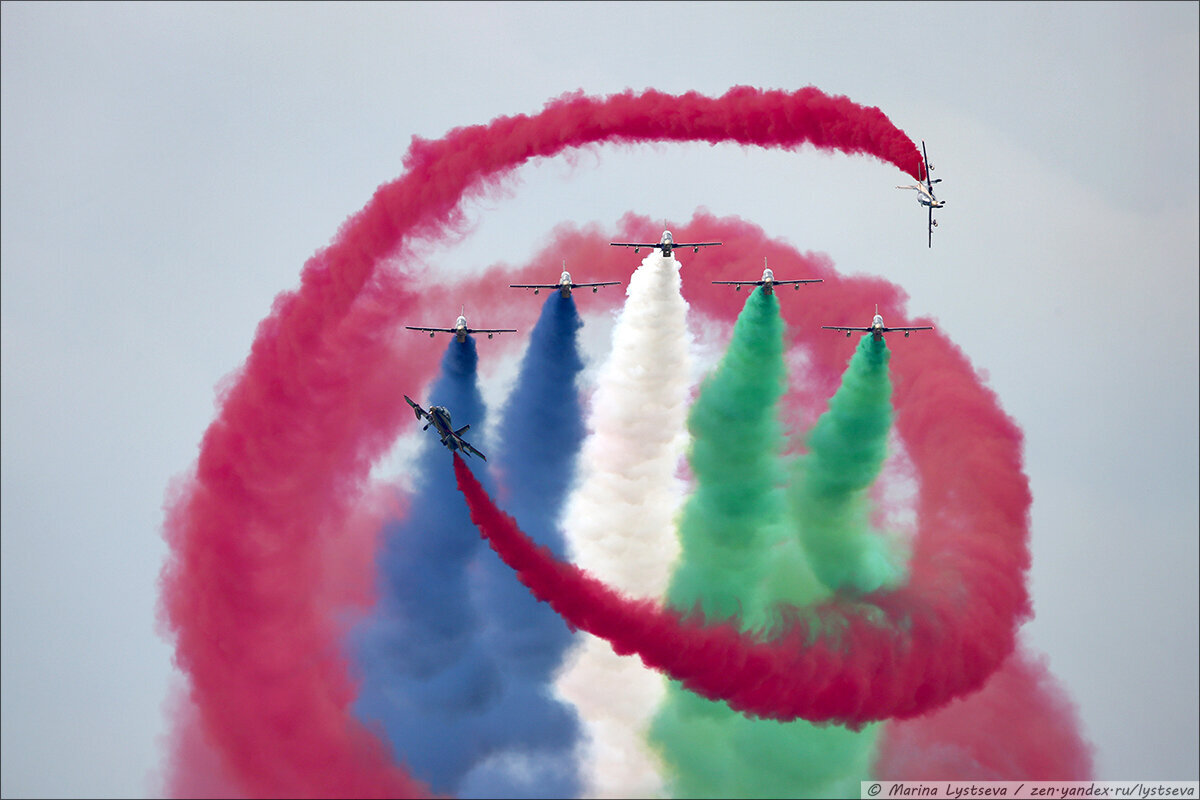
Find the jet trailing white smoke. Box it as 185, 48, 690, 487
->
555, 251, 694, 798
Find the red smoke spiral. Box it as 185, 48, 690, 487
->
159, 88, 931, 796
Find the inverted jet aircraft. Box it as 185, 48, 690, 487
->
609, 229, 722, 258
711, 258, 823, 295
895, 140, 945, 247
509, 262, 621, 298
822, 305, 934, 340
405, 307, 516, 342
404, 395, 487, 460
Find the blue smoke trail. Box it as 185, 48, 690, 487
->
348, 337, 502, 795
458, 293, 585, 798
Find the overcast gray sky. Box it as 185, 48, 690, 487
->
2, 2, 1197, 796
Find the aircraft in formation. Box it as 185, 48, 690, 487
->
404, 395, 487, 460
609, 229, 722, 258
895, 140, 945, 248
410, 134, 939, 344
410, 233, 936, 458
405, 307, 517, 342
822, 305, 934, 340
408, 136, 948, 463
509, 263, 621, 298
711, 258, 823, 295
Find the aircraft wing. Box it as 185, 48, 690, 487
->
674, 242, 722, 248
821, 326, 872, 333
922, 142, 942, 190
509, 283, 560, 290
711, 280, 761, 287
465, 328, 517, 335
571, 281, 621, 289
773, 279, 824, 286
928, 206, 934, 248
403, 394, 430, 421
457, 437, 488, 461
405, 326, 455, 334
609, 242, 658, 248
883, 325, 934, 333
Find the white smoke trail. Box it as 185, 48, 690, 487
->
555, 252, 694, 798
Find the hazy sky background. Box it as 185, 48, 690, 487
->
2, 2, 1197, 796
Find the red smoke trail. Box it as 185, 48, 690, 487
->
159, 88, 922, 796
876, 646, 1095, 779
160, 684, 244, 800
161, 492, 400, 799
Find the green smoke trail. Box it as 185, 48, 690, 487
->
650, 291, 886, 798
663, 288, 816, 627
787, 333, 906, 596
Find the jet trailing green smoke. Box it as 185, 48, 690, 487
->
787, 332, 906, 596
651, 293, 904, 797
662, 287, 812, 629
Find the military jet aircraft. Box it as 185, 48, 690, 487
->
509, 262, 621, 298
404, 395, 487, 460
895, 140, 945, 247
822, 305, 934, 340
405, 307, 516, 342
711, 258, 822, 295
609, 229, 722, 258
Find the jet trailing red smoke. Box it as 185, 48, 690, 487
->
158, 87, 929, 796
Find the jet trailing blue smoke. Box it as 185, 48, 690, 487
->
348, 336, 503, 795
347, 302, 587, 798
458, 292, 586, 799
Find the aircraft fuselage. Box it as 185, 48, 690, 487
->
870, 315, 886, 339
657, 231, 677, 257
426, 406, 466, 451
428, 406, 453, 436
761, 268, 775, 295
914, 187, 944, 208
